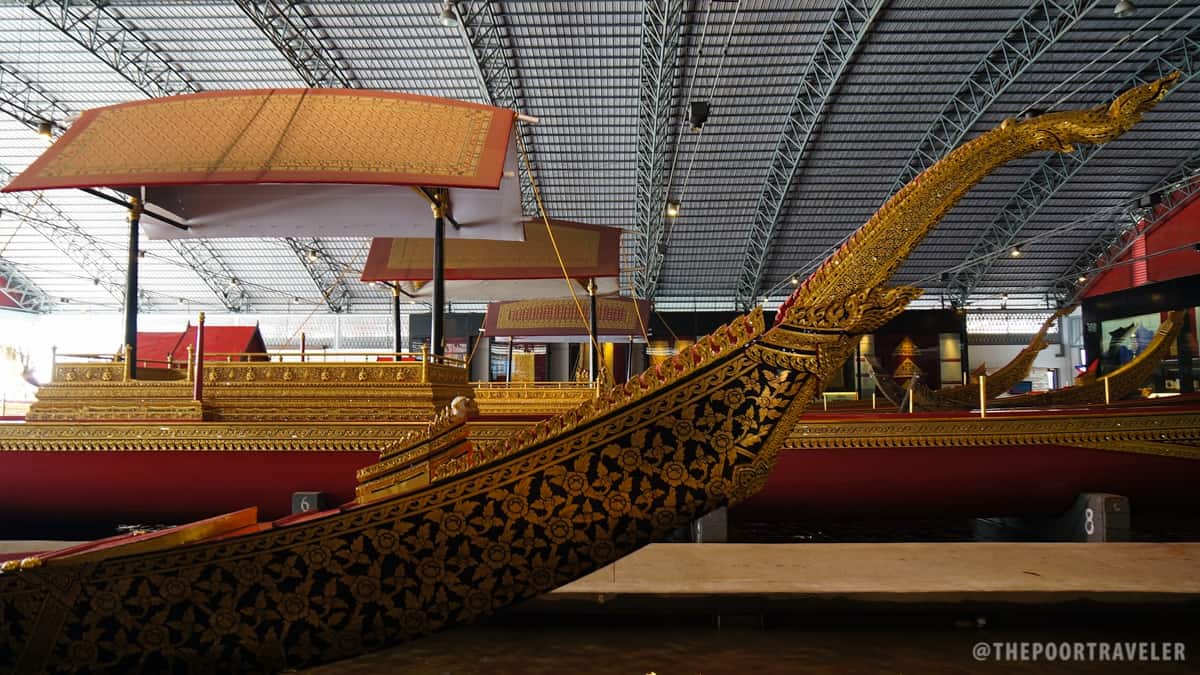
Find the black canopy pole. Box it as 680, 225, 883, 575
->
79, 187, 188, 231
431, 189, 446, 357
391, 283, 402, 355
124, 196, 144, 379
588, 278, 598, 383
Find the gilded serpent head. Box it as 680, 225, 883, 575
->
1009, 72, 1178, 154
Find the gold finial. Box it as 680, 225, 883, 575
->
430, 188, 447, 219
127, 196, 144, 222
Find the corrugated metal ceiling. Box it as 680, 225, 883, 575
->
0, 0, 1196, 317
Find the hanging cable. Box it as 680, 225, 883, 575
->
1050, 2, 1199, 109
663, 0, 716, 196
674, 0, 742, 219
1021, 0, 1189, 113
515, 128, 606, 383
281, 239, 370, 350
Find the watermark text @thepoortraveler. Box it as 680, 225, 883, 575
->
973, 641, 1187, 662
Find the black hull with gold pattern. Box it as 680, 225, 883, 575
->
0, 302, 892, 673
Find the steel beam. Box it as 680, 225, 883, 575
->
1048, 148, 1200, 305
454, 0, 537, 215
232, 0, 354, 88
0, 256, 52, 313
633, 0, 685, 300
27, 0, 196, 97
945, 27, 1200, 305
284, 238, 352, 313
169, 239, 250, 312
0, 166, 127, 305
733, 0, 885, 310
888, 0, 1099, 195
0, 59, 74, 129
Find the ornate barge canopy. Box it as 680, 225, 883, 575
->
2, 88, 525, 241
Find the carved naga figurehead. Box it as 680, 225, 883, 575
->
1013, 72, 1180, 153
768, 73, 1178, 336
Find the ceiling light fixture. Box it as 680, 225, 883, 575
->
1113, 0, 1136, 17
306, 248, 319, 262
1077, 275, 1087, 284
36, 121, 53, 140
790, 276, 799, 286
689, 100, 710, 132
665, 200, 681, 219
439, 0, 458, 27
1009, 246, 1022, 257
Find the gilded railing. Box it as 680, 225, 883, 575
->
471, 382, 599, 415
50, 350, 468, 386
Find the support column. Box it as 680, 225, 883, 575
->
958, 309, 971, 383
939, 332, 963, 387
470, 335, 491, 382
626, 335, 634, 383
588, 278, 598, 382
549, 342, 570, 381
391, 283, 402, 355
858, 335, 876, 396
431, 191, 446, 357
124, 197, 143, 379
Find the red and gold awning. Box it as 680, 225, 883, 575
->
362, 219, 621, 282
484, 297, 649, 338
2, 89, 525, 241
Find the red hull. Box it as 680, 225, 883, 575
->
740, 442, 1200, 518
0, 450, 377, 534
742, 402, 1200, 518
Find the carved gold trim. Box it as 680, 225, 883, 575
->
785, 410, 1200, 459
1060, 439, 1200, 461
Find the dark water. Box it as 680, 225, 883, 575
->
728, 514, 1200, 543
15, 512, 1200, 544
303, 607, 1200, 674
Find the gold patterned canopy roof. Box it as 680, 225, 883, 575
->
2, 89, 526, 241
4, 89, 514, 191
